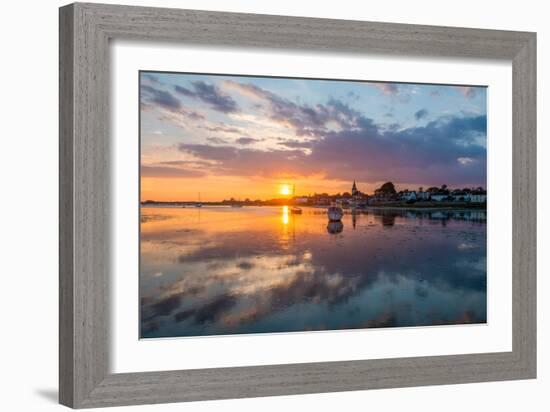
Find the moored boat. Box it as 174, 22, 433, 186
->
290, 206, 302, 214
290, 184, 302, 214
327, 205, 343, 221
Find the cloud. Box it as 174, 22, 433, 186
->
142, 73, 162, 85
158, 160, 213, 167
173, 85, 194, 97
277, 138, 314, 149
140, 84, 205, 121
223, 80, 329, 135
235, 137, 261, 145
457, 157, 475, 166
177, 143, 309, 177
369, 83, 412, 103
145, 295, 181, 320
372, 83, 399, 95
237, 261, 255, 270
414, 109, 428, 120
141, 84, 181, 111
305, 113, 487, 185
141, 165, 206, 178
175, 81, 238, 113
457, 86, 478, 99
203, 124, 242, 134
173, 294, 238, 325
206, 136, 228, 144
223, 80, 376, 136
177, 106, 487, 186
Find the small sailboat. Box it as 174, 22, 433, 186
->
290, 184, 302, 214
195, 192, 202, 208
327, 203, 343, 221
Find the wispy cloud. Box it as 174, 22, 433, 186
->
236, 137, 261, 145
141, 84, 181, 111
175, 81, 239, 113
223, 80, 376, 136
142, 73, 162, 85
203, 124, 242, 134
140, 165, 206, 178
140, 84, 205, 122
206, 137, 229, 144
457, 157, 475, 166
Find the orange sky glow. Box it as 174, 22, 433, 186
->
141, 175, 387, 202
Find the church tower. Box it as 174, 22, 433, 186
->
352, 180, 358, 196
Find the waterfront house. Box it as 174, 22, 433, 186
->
417, 191, 430, 200
401, 191, 417, 201
430, 194, 449, 202
451, 190, 471, 202
470, 193, 487, 203
294, 197, 309, 204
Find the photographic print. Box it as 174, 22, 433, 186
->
139, 71, 487, 339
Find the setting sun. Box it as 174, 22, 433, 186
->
279, 184, 291, 196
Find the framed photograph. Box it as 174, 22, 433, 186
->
59, 2, 536, 408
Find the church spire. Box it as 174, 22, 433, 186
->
352, 180, 358, 196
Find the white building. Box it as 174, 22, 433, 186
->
417, 191, 430, 200
402, 191, 417, 201
470, 194, 487, 203
451, 192, 471, 202
431, 194, 448, 202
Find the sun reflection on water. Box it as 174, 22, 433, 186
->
281, 205, 289, 225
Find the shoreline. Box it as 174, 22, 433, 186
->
361, 205, 486, 212
141, 204, 486, 212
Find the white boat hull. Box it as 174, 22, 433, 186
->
327, 206, 343, 221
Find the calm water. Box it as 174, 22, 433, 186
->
140, 206, 486, 338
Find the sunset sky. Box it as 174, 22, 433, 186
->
140, 72, 487, 202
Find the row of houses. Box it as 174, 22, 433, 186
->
400, 189, 487, 203
291, 182, 487, 206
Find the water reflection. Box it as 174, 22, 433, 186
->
327, 220, 344, 234
140, 206, 487, 338
281, 205, 289, 225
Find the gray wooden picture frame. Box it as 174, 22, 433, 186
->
59, 2, 536, 408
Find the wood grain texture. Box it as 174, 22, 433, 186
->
59, 2, 537, 408
512, 34, 537, 374
59, 4, 74, 406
